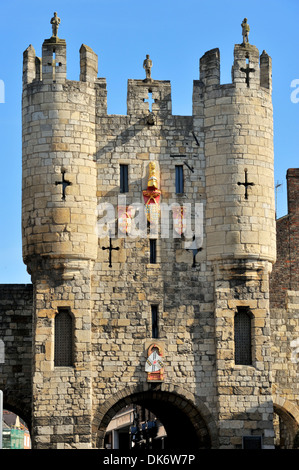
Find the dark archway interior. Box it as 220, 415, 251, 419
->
139, 398, 199, 449
101, 389, 211, 450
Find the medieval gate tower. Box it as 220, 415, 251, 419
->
21, 14, 276, 448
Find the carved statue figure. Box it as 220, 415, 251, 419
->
143, 54, 152, 81
51, 12, 61, 38
241, 18, 250, 44
147, 161, 159, 189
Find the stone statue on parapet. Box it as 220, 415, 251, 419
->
51, 12, 61, 38
143, 54, 153, 81
241, 18, 250, 44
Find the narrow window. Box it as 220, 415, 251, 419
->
120, 164, 129, 193
54, 308, 73, 367
234, 307, 252, 365
151, 305, 159, 338
175, 166, 184, 194
150, 239, 157, 264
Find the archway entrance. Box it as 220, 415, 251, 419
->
95, 386, 216, 450
2, 409, 31, 449
274, 405, 299, 449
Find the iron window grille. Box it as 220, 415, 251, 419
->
54, 308, 73, 367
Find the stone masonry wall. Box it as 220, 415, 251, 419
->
270, 169, 299, 438
0, 284, 33, 425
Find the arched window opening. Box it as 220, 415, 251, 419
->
234, 306, 252, 365
54, 308, 73, 367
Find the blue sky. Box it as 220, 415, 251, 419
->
0, 0, 298, 284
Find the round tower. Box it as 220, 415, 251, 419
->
22, 27, 98, 278
198, 27, 276, 448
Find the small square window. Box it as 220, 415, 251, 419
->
243, 436, 262, 449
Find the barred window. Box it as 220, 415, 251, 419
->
234, 307, 252, 365
54, 308, 73, 367
0, 339, 4, 364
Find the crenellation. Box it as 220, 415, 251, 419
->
199, 48, 220, 87
23, 44, 36, 86
79, 44, 98, 82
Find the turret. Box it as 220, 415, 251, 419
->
200, 39, 275, 266
21, 13, 106, 449
22, 15, 106, 278
194, 19, 276, 448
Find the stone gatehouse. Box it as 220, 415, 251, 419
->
0, 14, 298, 449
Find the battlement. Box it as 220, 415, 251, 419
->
23, 15, 272, 121
23, 40, 272, 123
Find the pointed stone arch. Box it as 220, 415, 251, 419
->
2, 396, 32, 434
273, 395, 299, 448
93, 383, 218, 449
